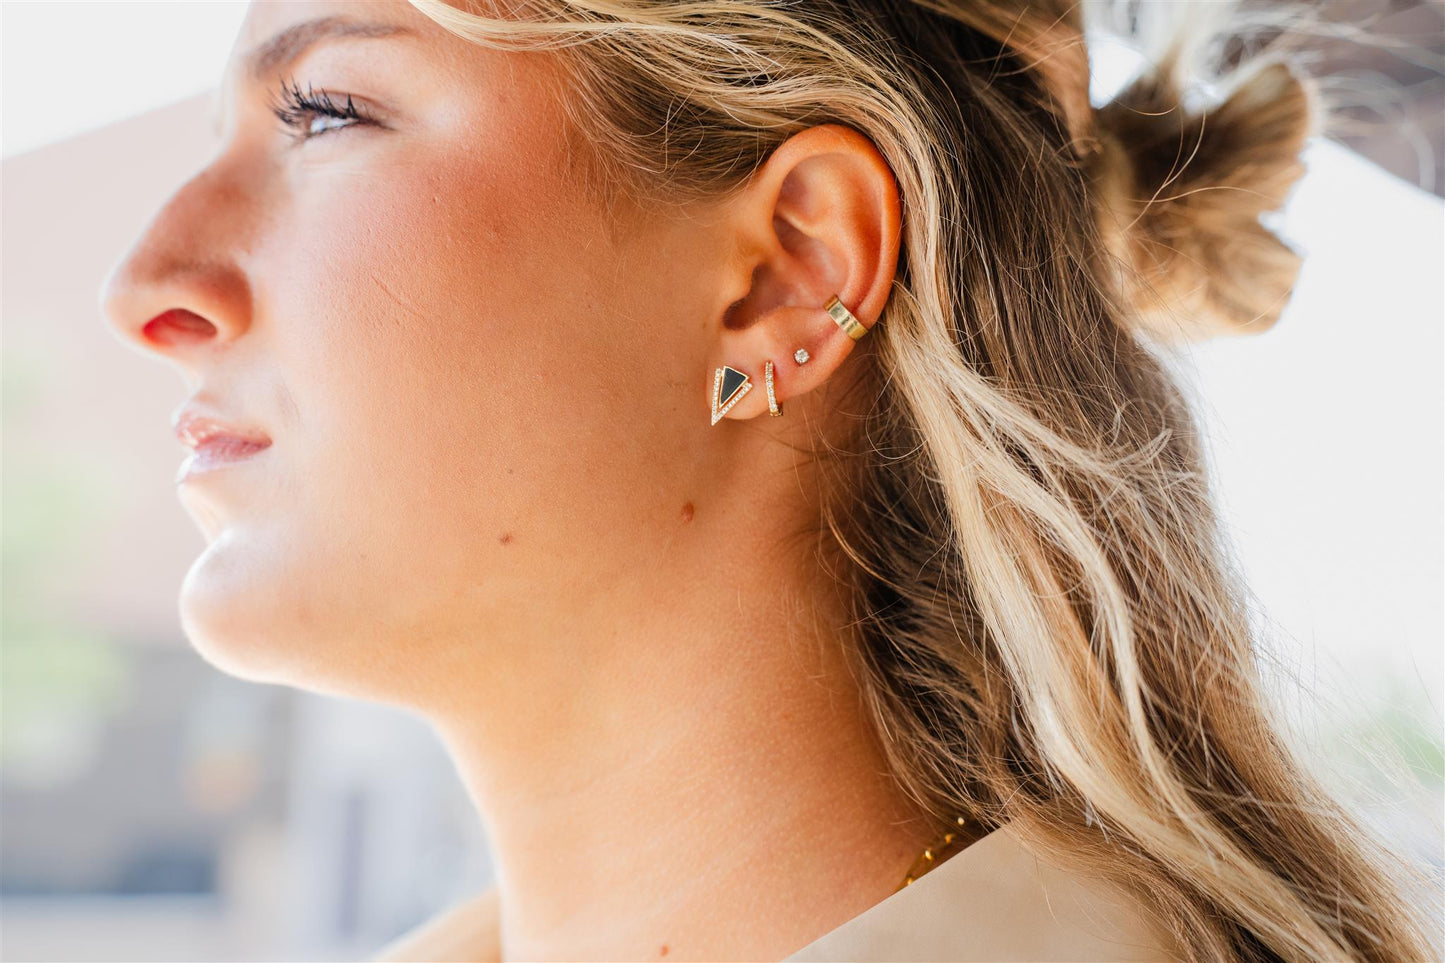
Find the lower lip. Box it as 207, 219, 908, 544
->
176, 438, 272, 484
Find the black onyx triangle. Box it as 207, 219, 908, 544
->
718, 365, 749, 406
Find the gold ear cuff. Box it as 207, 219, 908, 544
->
823, 294, 868, 340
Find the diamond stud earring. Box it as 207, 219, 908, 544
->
794, 347, 810, 365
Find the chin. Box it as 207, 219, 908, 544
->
177, 525, 355, 695
175, 527, 428, 703
178, 532, 299, 686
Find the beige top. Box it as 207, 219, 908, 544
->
376, 822, 1183, 962
782, 821, 1183, 961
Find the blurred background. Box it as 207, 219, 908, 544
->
1, 1, 1441, 960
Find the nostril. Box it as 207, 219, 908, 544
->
143, 308, 217, 346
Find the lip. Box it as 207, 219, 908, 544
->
172, 405, 272, 485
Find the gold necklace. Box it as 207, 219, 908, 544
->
896, 815, 971, 892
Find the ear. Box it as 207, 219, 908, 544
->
708, 123, 902, 425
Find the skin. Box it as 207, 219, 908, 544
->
101, 1, 952, 959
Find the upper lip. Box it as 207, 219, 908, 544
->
172, 401, 272, 451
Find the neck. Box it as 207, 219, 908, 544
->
424, 510, 935, 960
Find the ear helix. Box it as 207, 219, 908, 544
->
707, 294, 863, 427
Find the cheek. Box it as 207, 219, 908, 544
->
243, 146, 685, 651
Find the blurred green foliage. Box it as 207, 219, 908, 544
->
2, 340, 131, 775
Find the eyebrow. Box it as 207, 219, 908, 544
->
245, 16, 414, 81
208, 17, 416, 137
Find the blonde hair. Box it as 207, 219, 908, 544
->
408, 1, 1440, 959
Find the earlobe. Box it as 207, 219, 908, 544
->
707, 292, 871, 427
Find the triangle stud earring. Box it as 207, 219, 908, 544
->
711, 364, 753, 426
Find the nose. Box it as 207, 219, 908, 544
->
99, 159, 255, 378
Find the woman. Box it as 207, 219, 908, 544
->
100, 0, 1437, 960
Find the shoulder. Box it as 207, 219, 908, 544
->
371, 886, 501, 963
785, 821, 1185, 962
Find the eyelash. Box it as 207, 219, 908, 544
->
268, 76, 375, 143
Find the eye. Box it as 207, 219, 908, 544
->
268, 76, 377, 143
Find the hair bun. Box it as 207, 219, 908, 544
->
1088, 44, 1322, 344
